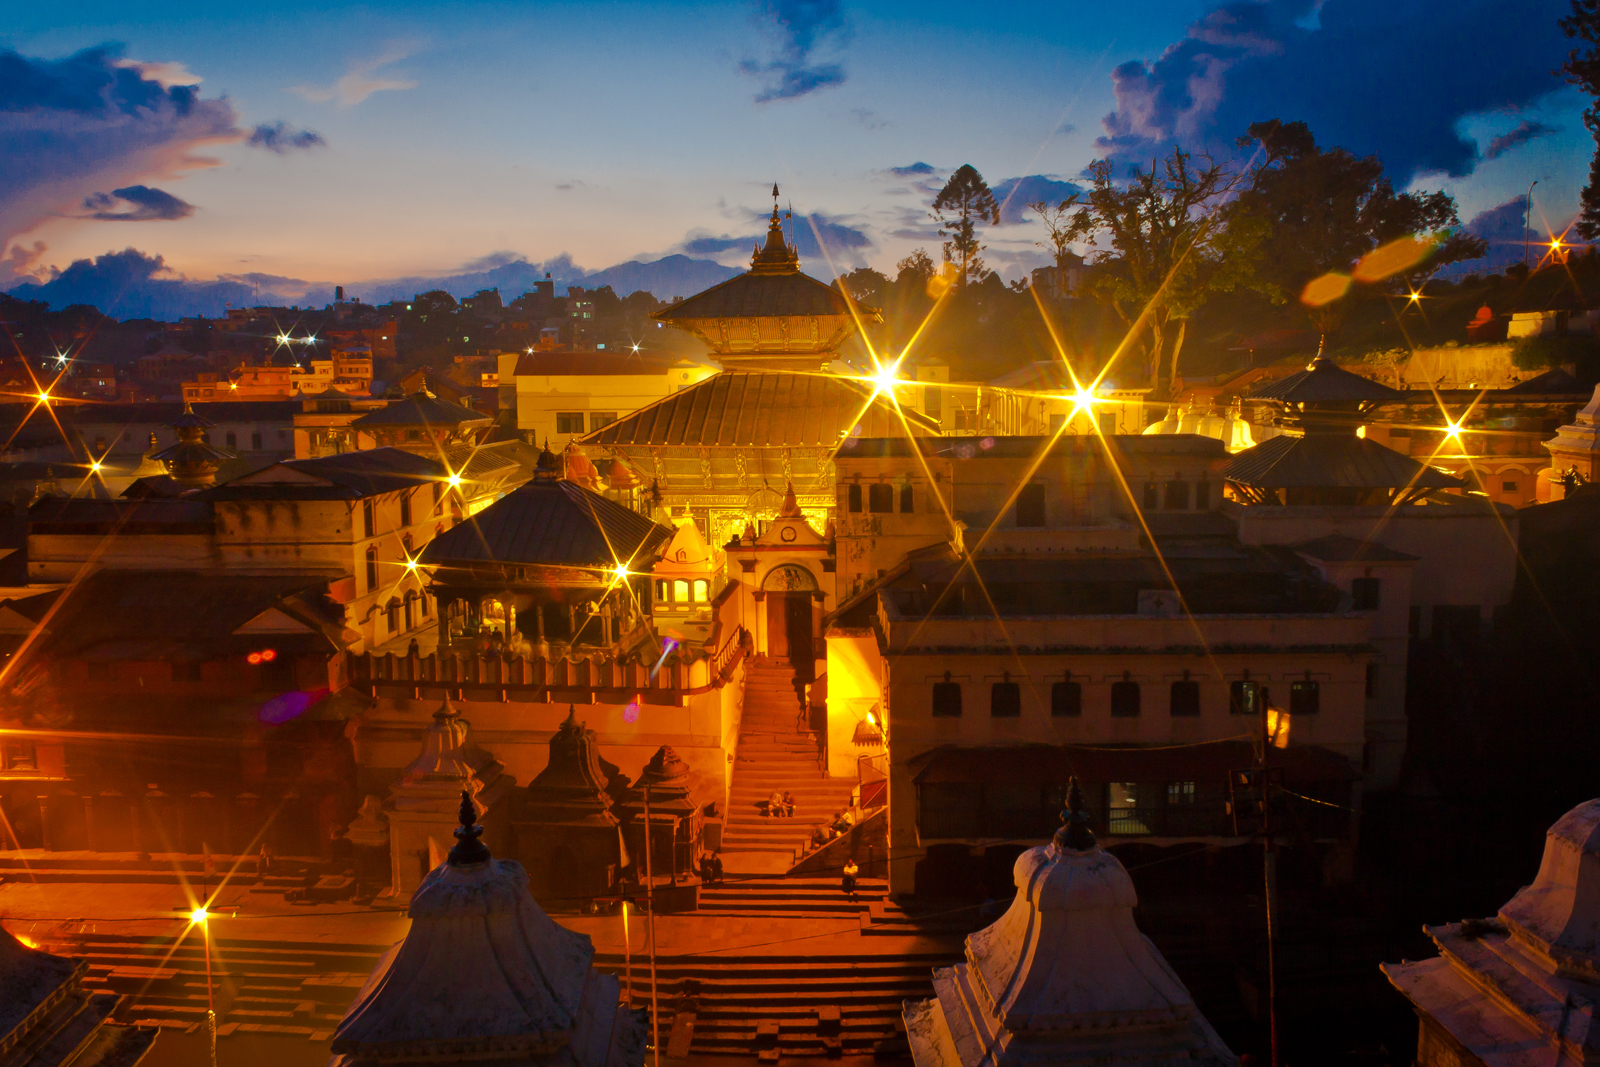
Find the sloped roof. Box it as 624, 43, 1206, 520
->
29, 496, 215, 532
1506, 367, 1586, 394
511, 350, 682, 376
421, 479, 673, 569
1223, 434, 1463, 489
200, 447, 444, 500
349, 392, 491, 428
1293, 534, 1418, 562
581, 371, 938, 447
1250, 357, 1407, 403
653, 270, 861, 321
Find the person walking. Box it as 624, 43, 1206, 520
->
842, 858, 859, 900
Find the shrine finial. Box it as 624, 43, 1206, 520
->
447, 788, 491, 866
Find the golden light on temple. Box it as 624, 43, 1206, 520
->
35, 391, 49, 404
89, 461, 101, 472
1444, 418, 1464, 441
1406, 290, 1423, 306
1067, 386, 1102, 418
189, 907, 208, 923
613, 563, 630, 581
447, 474, 462, 487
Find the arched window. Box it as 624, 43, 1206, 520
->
362, 499, 375, 538
868, 483, 894, 513
403, 591, 416, 630
400, 489, 412, 527
1169, 678, 1200, 716
847, 484, 862, 513
1111, 673, 1141, 717
692, 579, 708, 602
1051, 675, 1081, 716
900, 482, 914, 513
673, 579, 689, 601
386, 599, 400, 633
365, 546, 378, 590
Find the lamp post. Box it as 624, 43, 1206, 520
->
1524, 180, 1539, 271
191, 906, 216, 1067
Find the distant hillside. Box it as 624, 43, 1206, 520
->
575, 255, 739, 301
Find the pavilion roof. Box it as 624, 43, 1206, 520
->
420, 478, 673, 570
1249, 356, 1407, 403
1222, 434, 1463, 489
349, 392, 490, 429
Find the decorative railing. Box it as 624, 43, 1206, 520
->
349, 628, 751, 702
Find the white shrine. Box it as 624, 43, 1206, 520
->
1384, 797, 1600, 1067
903, 780, 1236, 1067
328, 791, 646, 1067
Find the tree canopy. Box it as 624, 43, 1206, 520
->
931, 165, 999, 284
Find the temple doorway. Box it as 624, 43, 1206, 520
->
766, 593, 814, 665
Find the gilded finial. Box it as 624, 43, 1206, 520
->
447, 788, 491, 866
1053, 776, 1096, 852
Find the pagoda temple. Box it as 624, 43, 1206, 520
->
513, 708, 622, 905
150, 403, 233, 489
904, 781, 1236, 1067
328, 791, 646, 1067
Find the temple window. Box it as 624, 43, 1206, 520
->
1111, 676, 1141, 717
362, 499, 375, 538
1230, 678, 1260, 716
366, 546, 378, 590
1352, 577, 1381, 610
226, 432, 237, 449
847, 484, 862, 512
1164, 480, 1190, 510
932, 676, 962, 717
900, 483, 914, 513
674, 579, 689, 601
1051, 678, 1081, 716
1167, 781, 1196, 806
693, 579, 708, 602
400, 490, 412, 527
589, 412, 617, 431
990, 680, 1021, 718
1169, 679, 1200, 716
1143, 482, 1160, 510
1290, 679, 1320, 715
1015, 483, 1045, 527
387, 599, 401, 632
556, 412, 584, 434
868, 483, 894, 513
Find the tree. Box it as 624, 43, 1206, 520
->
930, 165, 999, 284
1564, 1, 1600, 239
895, 249, 935, 284
1029, 196, 1094, 282
838, 267, 890, 306
1229, 120, 1485, 309
1077, 150, 1258, 387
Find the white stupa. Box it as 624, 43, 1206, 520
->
328, 791, 646, 1067
1383, 798, 1600, 1066
904, 780, 1236, 1067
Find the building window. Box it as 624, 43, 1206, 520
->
1230, 679, 1260, 716
400, 491, 413, 528
1015, 483, 1046, 527
900, 483, 914, 513
932, 678, 962, 717
1365, 663, 1378, 698
1051, 679, 1081, 716
1169, 679, 1200, 716
990, 680, 1021, 718
1195, 481, 1210, 509
924, 387, 942, 419
691, 579, 707, 602
1099, 412, 1117, 436
1167, 781, 1195, 806
252, 432, 263, 450
1111, 677, 1141, 717
1143, 482, 1159, 510
655, 580, 668, 602
387, 600, 401, 633
590, 412, 617, 431
1290, 679, 1320, 715
225, 431, 237, 449
404, 592, 416, 630
556, 412, 585, 434
1108, 782, 1145, 834
363, 499, 375, 539
1164, 480, 1190, 510
366, 546, 378, 590
674, 579, 689, 601
1351, 577, 1381, 610
868, 483, 894, 513
171, 661, 201, 683
847, 484, 862, 513
4, 739, 37, 771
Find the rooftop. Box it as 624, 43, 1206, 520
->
421, 478, 673, 571
510, 350, 690, 377
1250, 356, 1407, 404
199, 447, 445, 500
836, 433, 1226, 461
348, 392, 491, 429
1223, 434, 1464, 490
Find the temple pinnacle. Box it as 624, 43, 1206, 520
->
1053, 776, 1097, 852
447, 788, 491, 866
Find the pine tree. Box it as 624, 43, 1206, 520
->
931, 165, 999, 284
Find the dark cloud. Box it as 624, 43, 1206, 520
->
740, 0, 849, 103
888, 162, 936, 177
246, 122, 326, 153
81, 185, 194, 222
990, 175, 1085, 225
678, 208, 874, 268
1485, 119, 1557, 160
0, 45, 238, 248
6, 248, 268, 319
458, 251, 528, 272
1435, 197, 1533, 277
1097, 0, 1568, 181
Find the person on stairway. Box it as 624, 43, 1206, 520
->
842, 858, 859, 899
809, 824, 828, 850
831, 808, 855, 836
781, 790, 796, 818
767, 789, 787, 817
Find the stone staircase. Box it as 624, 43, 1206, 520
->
697, 875, 887, 918
724, 659, 857, 873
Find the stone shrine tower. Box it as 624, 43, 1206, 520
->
1383, 797, 1600, 1066
903, 781, 1236, 1067
150, 403, 232, 488
513, 709, 621, 905
328, 792, 646, 1067
1542, 383, 1600, 499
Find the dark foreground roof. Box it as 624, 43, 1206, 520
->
349, 392, 490, 428
422, 479, 673, 570
653, 270, 859, 321
1223, 434, 1463, 489
200, 447, 444, 500
1250, 357, 1407, 403
581, 371, 939, 447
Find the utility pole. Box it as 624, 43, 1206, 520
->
1259, 689, 1279, 1067
643, 785, 660, 1067
1524, 180, 1539, 271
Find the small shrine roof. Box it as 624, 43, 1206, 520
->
1249, 356, 1407, 403
420, 478, 673, 569
581, 371, 938, 447
1222, 434, 1464, 489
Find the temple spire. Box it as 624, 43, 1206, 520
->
447, 788, 491, 866
1053, 776, 1096, 852
750, 184, 800, 275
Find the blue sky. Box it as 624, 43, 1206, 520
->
1, 0, 1585, 298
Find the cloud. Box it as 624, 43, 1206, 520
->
1435, 196, 1540, 277
888, 162, 936, 177
740, 0, 849, 103
1484, 119, 1557, 160
458, 251, 527, 272
5, 248, 277, 319
0, 44, 238, 250
850, 108, 888, 130
1097, 0, 1569, 181
4, 241, 50, 281
81, 185, 195, 222
990, 175, 1085, 225
290, 47, 418, 107
247, 122, 326, 153
113, 58, 201, 87
676, 207, 875, 269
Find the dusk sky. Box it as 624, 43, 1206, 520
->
3, 0, 1585, 302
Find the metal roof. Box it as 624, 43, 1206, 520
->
580, 371, 939, 447
200, 447, 445, 500
1222, 434, 1463, 489
511, 351, 684, 377
421, 479, 674, 569
835, 433, 1224, 460
1249, 357, 1407, 403
652, 271, 865, 322
349, 393, 491, 428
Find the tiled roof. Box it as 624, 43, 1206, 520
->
1250, 357, 1407, 403
1223, 434, 1463, 489
653, 271, 863, 322
421, 479, 673, 569
349, 393, 491, 428
581, 371, 938, 447
200, 447, 444, 500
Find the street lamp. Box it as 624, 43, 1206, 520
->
1524, 180, 1538, 271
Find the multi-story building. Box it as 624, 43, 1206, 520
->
499, 349, 717, 447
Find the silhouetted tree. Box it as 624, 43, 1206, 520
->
1564, 1, 1600, 239
931, 166, 999, 284
1029, 196, 1094, 282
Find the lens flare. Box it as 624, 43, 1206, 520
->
190, 907, 208, 923
1352, 234, 1437, 283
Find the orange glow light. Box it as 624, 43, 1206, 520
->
259, 649, 276, 662
247, 652, 262, 665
